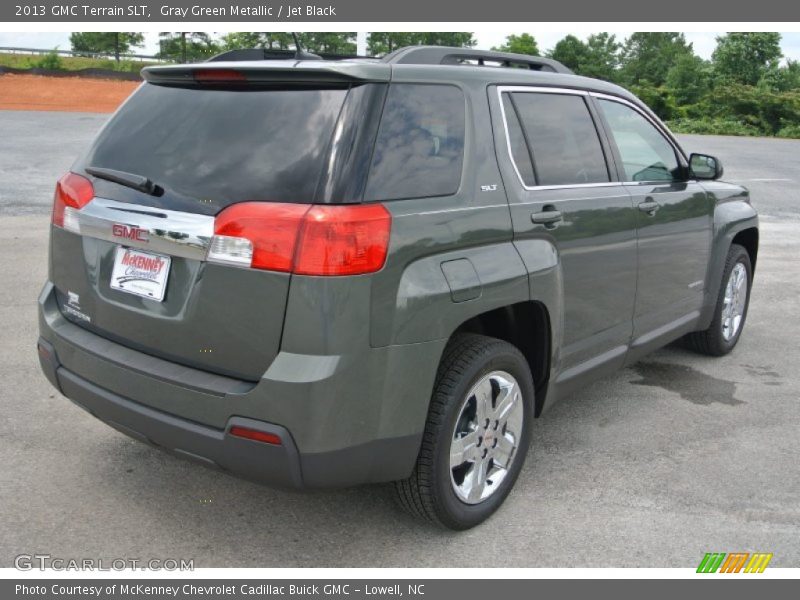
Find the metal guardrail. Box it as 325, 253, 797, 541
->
0, 46, 166, 62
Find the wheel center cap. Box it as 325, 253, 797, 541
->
483, 430, 494, 447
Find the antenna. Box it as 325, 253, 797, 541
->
291, 33, 322, 61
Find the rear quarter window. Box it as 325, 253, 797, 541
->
365, 84, 465, 201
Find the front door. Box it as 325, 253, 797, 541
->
594, 96, 713, 338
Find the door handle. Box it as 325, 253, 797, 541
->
638, 199, 660, 215
531, 209, 563, 226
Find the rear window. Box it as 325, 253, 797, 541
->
365, 84, 465, 201
510, 92, 610, 187
82, 83, 347, 208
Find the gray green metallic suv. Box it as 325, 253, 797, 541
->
37, 46, 758, 529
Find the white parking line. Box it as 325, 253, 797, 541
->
734, 178, 794, 182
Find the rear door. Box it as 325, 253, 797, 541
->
53, 80, 364, 380
493, 86, 638, 377
593, 96, 713, 339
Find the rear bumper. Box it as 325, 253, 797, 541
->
38, 337, 302, 487
37, 281, 443, 489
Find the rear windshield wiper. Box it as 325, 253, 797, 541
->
85, 167, 163, 196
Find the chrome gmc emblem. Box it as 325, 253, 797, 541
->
112, 223, 149, 242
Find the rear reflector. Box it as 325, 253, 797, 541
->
52, 172, 94, 229
36, 342, 51, 360
209, 202, 391, 276
228, 426, 282, 446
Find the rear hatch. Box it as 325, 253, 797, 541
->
50, 64, 386, 380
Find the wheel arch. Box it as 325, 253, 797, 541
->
699, 197, 758, 330
450, 301, 552, 417
732, 227, 759, 274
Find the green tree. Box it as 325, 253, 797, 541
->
619, 32, 694, 86
582, 33, 621, 81
367, 32, 476, 56
69, 32, 144, 62
222, 32, 355, 55
222, 32, 295, 51
300, 33, 356, 55
548, 35, 590, 72
700, 82, 800, 135
548, 33, 620, 81
665, 54, 710, 105
158, 32, 218, 63
493, 33, 539, 56
759, 60, 800, 92
712, 32, 783, 86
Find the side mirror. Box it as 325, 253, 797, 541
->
690, 153, 724, 180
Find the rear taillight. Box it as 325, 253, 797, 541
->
52, 172, 94, 230
209, 202, 310, 271
209, 203, 391, 276
294, 205, 392, 276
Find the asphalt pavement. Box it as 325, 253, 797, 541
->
0, 110, 798, 567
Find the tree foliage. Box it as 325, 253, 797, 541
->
492, 34, 539, 56
712, 33, 783, 86
69, 32, 144, 62
158, 32, 218, 63
665, 54, 710, 106
619, 32, 694, 86
221, 32, 356, 55
759, 60, 800, 92
548, 35, 588, 70
547, 33, 620, 81
540, 30, 797, 136
366, 33, 476, 56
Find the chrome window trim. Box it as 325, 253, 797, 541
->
496, 85, 689, 191
496, 86, 618, 192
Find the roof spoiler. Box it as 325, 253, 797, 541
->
141, 61, 391, 86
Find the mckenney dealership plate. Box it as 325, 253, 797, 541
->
110, 246, 171, 301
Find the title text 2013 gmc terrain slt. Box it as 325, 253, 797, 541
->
37, 46, 759, 529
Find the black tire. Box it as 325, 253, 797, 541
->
394, 333, 534, 530
684, 243, 752, 356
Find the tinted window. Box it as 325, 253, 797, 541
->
83, 83, 347, 209
512, 92, 609, 186
501, 94, 536, 187
366, 84, 465, 201
598, 99, 680, 182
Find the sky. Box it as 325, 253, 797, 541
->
1, 31, 800, 61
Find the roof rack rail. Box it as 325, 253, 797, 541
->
207, 48, 374, 63
381, 46, 573, 74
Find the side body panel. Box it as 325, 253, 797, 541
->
369, 71, 531, 351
